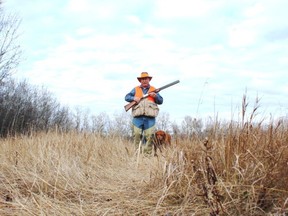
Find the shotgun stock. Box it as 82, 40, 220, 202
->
124, 80, 180, 112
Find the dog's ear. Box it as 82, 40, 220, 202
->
155, 131, 159, 137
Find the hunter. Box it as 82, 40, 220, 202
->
125, 72, 163, 154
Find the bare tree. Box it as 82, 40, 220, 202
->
0, 5, 21, 82
181, 116, 203, 140
171, 121, 180, 135
156, 111, 171, 132
109, 111, 132, 138
91, 112, 111, 136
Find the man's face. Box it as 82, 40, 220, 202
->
140, 77, 150, 87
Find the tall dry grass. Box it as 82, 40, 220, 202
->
0, 114, 288, 215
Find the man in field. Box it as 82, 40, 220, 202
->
125, 72, 163, 154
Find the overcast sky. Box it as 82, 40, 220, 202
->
3, 0, 288, 123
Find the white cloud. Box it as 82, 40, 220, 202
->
154, 0, 221, 18
243, 3, 265, 17
66, 0, 117, 19
179, 54, 215, 78
76, 27, 95, 36
126, 15, 142, 25
227, 19, 263, 48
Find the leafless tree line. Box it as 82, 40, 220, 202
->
0, 79, 75, 136
0, 5, 21, 83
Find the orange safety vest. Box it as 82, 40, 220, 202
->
134, 86, 156, 102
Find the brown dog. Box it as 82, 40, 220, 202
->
153, 130, 172, 156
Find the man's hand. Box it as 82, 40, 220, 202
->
133, 96, 141, 103
149, 92, 157, 98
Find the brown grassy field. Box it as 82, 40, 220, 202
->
0, 120, 288, 215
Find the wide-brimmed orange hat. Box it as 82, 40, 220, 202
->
137, 72, 152, 82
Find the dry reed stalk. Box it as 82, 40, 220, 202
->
200, 138, 225, 216
136, 138, 142, 168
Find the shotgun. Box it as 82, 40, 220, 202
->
124, 80, 180, 112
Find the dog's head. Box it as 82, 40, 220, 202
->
155, 130, 166, 142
